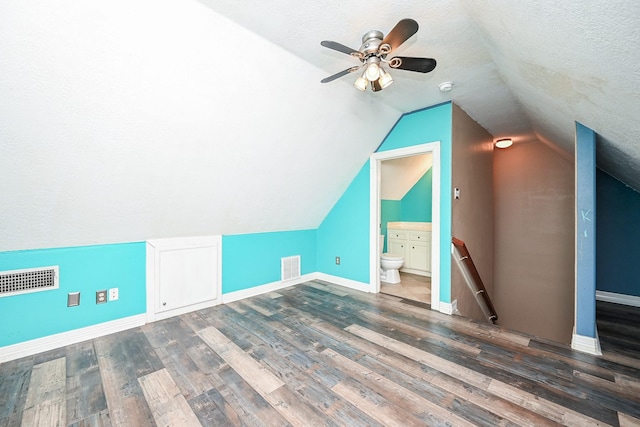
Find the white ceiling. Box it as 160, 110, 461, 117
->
1, 0, 639, 251
199, 0, 640, 188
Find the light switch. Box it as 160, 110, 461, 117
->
67, 292, 80, 307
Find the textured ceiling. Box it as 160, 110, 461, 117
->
1, 0, 639, 252
199, 0, 640, 189
381, 154, 432, 200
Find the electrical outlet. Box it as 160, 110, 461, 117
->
335, 256, 341, 265
96, 290, 107, 304
109, 288, 119, 301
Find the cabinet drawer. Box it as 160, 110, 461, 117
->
387, 229, 407, 240
408, 231, 431, 242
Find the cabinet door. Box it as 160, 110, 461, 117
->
408, 241, 430, 272
388, 239, 406, 257
157, 245, 218, 313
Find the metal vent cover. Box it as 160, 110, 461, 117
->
281, 256, 300, 281
0, 266, 59, 297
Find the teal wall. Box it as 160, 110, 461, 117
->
316, 166, 371, 282
596, 170, 640, 297
0, 243, 146, 347
317, 102, 453, 302
0, 102, 454, 350
222, 229, 316, 293
401, 167, 433, 222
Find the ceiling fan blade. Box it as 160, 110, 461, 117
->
381, 19, 419, 51
320, 66, 361, 83
372, 79, 382, 92
321, 40, 361, 56
389, 56, 437, 73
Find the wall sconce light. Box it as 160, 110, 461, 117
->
495, 138, 513, 149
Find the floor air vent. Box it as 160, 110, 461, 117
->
0, 266, 59, 297
281, 256, 300, 281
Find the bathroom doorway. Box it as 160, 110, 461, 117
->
369, 142, 441, 311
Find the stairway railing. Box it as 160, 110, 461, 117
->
452, 237, 498, 323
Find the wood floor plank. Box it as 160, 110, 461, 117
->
65, 341, 108, 426
619, 412, 640, 427
615, 372, 640, 393
0, 357, 33, 426
94, 332, 158, 427
3, 280, 640, 427
196, 326, 285, 395
138, 368, 203, 427
183, 341, 290, 427
142, 318, 218, 401
359, 309, 482, 356
573, 370, 640, 402
321, 348, 483, 427
345, 324, 491, 390
430, 372, 562, 427
20, 357, 66, 427
331, 379, 425, 427
486, 378, 611, 426
195, 321, 339, 427
347, 324, 613, 426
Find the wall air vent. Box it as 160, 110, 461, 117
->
0, 266, 59, 297
281, 256, 301, 281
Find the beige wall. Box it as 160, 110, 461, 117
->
493, 140, 574, 344
451, 104, 495, 323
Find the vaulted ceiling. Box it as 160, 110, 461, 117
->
1, 0, 638, 251
199, 0, 640, 185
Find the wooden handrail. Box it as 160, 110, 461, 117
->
452, 237, 498, 323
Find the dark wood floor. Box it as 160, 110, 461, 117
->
597, 300, 640, 363
2, 281, 640, 426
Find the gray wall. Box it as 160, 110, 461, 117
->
451, 104, 494, 322
493, 140, 574, 343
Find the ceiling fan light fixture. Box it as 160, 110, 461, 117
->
354, 73, 368, 91
378, 68, 393, 88
365, 62, 380, 81
495, 138, 513, 149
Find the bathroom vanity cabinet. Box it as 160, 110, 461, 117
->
387, 224, 431, 277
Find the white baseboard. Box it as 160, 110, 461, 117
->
221, 273, 316, 304
571, 327, 603, 356
0, 314, 146, 363
596, 290, 640, 308
311, 273, 371, 293
0, 273, 373, 363
439, 300, 455, 315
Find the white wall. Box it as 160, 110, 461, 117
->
0, 0, 401, 251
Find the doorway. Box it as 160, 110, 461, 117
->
369, 142, 441, 311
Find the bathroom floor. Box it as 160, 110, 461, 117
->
380, 272, 431, 304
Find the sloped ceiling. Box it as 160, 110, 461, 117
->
199, 0, 640, 186
0, 0, 400, 251
1, 0, 639, 252
381, 154, 432, 201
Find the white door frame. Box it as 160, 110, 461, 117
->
369, 142, 441, 311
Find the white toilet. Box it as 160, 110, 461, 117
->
380, 235, 404, 284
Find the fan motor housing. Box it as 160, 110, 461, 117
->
360, 30, 384, 56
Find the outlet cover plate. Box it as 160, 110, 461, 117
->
67, 292, 80, 307
96, 290, 107, 304
109, 288, 119, 301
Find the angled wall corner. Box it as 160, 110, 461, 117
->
573, 121, 600, 354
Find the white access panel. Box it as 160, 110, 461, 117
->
146, 235, 222, 322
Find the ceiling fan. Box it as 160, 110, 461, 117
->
320, 18, 437, 92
